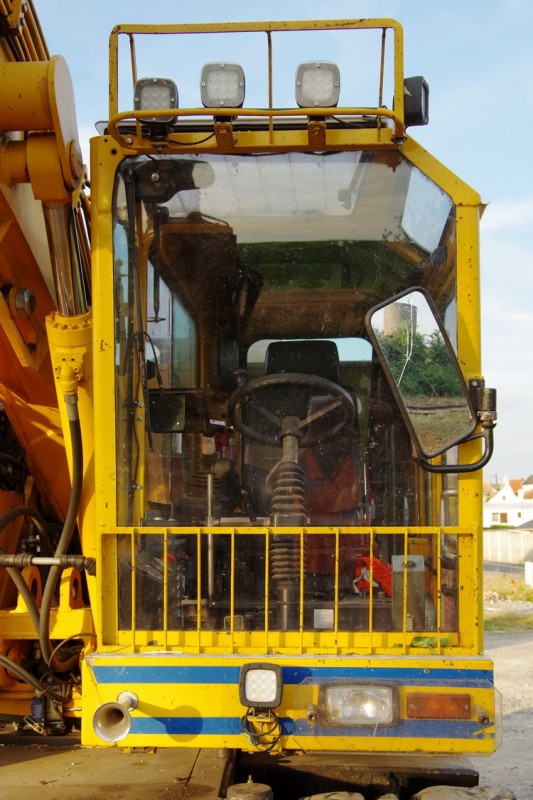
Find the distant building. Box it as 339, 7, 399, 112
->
383, 302, 417, 336
483, 475, 533, 528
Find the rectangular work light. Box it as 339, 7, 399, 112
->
134, 77, 178, 124
201, 62, 245, 108
295, 61, 340, 108
319, 684, 397, 726
239, 663, 283, 710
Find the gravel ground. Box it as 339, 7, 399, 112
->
470, 623, 533, 800
0, 588, 529, 799
483, 596, 533, 616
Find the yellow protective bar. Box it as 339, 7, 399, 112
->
103, 525, 474, 656
108, 18, 405, 139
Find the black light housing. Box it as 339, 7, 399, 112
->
134, 77, 178, 138
404, 75, 429, 127
239, 663, 283, 710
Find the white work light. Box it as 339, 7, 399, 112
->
134, 77, 178, 124
239, 663, 283, 710
295, 61, 340, 108
319, 684, 396, 726
201, 62, 245, 108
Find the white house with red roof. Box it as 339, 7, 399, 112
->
483, 475, 533, 528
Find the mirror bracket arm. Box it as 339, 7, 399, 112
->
414, 425, 495, 474
414, 380, 497, 474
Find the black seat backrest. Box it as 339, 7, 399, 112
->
264, 340, 340, 383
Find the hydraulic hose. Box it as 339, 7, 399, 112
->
0, 654, 63, 702
0, 505, 51, 549
0, 396, 85, 673
38, 393, 84, 671
0, 503, 94, 674
0, 506, 50, 634
5, 565, 41, 634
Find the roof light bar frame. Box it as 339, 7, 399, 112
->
108, 18, 405, 141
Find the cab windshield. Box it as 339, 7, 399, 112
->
113, 150, 455, 529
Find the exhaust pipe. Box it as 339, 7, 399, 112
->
92, 691, 138, 743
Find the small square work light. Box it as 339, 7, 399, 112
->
295, 61, 340, 108
239, 663, 283, 710
200, 62, 245, 108
134, 77, 178, 124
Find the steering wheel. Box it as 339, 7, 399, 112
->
228, 372, 355, 447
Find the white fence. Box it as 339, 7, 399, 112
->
483, 529, 533, 564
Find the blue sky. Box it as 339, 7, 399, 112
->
39, 1, 533, 482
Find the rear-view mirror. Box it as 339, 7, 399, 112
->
365, 288, 476, 459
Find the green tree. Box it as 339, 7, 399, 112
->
377, 327, 460, 398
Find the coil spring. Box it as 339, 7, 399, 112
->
270, 461, 307, 518
270, 534, 301, 582
269, 461, 306, 582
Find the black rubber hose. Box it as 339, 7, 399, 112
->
0, 506, 48, 636
5, 565, 41, 633
0, 505, 50, 546
0, 654, 63, 702
38, 397, 84, 671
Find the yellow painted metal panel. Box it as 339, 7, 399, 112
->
81, 653, 499, 754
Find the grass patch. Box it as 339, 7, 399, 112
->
484, 571, 533, 602
484, 613, 533, 632
483, 569, 533, 630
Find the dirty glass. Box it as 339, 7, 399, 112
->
112, 151, 458, 636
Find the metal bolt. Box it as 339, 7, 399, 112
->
13, 288, 36, 316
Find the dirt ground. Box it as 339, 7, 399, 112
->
469, 567, 533, 799
0, 576, 531, 799
471, 628, 533, 800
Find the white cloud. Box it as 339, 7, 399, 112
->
482, 197, 533, 233
479, 212, 533, 478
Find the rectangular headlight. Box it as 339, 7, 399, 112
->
320, 684, 397, 726
239, 663, 283, 709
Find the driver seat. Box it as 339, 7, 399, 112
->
264, 340, 341, 383
243, 340, 350, 517
260, 339, 342, 425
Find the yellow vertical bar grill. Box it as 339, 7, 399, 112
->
265, 529, 270, 649
334, 530, 339, 638
230, 529, 235, 649
163, 530, 168, 649
436, 529, 443, 653
196, 530, 202, 649
299, 529, 304, 648
402, 528, 409, 652
131, 532, 137, 647
368, 529, 374, 641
